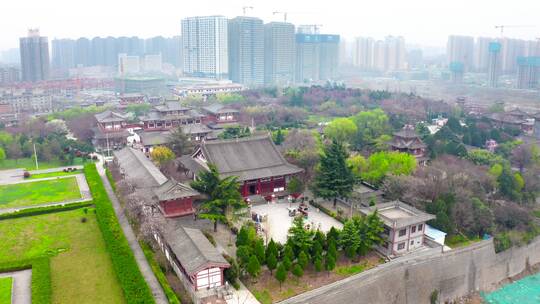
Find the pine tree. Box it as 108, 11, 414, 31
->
254, 239, 266, 265
236, 225, 250, 247
275, 264, 287, 289
267, 252, 278, 274
298, 251, 309, 269
288, 216, 313, 254
314, 257, 323, 272
325, 254, 336, 276
314, 140, 355, 207
340, 218, 362, 260
284, 244, 295, 261
266, 239, 278, 260
247, 255, 261, 280
292, 264, 304, 278
283, 256, 292, 271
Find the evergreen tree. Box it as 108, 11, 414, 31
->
283, 244, 295, 261
275, 264, 287, 289
282, 256, 292, 271
327, 240, 337, 260
254, 239, 266, 265
287, 216, 313, 254
326, 227, 340, 246
236, 246, 252, 269
191, 164, 245, 232
325, 254, 336, 276
314, 140, 355, 207
266, 239, 278, 260
236, 225, 250, 247
247, 255, 261, 279
340, 218, 362, 259
314, 257, 323, 272
267, 253, 278, 274
292, 264, 304, 278
274, 129, 285, 145
298, 251, 309, 269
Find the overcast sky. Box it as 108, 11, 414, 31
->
1, 0, 539, 51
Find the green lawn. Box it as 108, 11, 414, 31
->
0, 208, 125, 303
0, 158, 89, 171
29, 170, 80, 180
0, 277, 12, 304
0, 177, 81, 209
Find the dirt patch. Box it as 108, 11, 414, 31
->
244, 252, 382, 303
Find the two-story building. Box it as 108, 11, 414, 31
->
359, 201, 435, 257
140, 102, 204, 131
202, 104, 239, 125
93, 110, 130, 152
388, 126, 428, 165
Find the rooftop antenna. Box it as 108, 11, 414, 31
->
242, 6, 254, 15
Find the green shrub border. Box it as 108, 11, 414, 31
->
84, 164, 155, 304
0, 257, 51, 304
105, 168, 116, 193
140, 241, 181, 304
0, 202, 93, 221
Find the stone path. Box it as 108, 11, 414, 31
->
95, 157, 168, 304
0, 269, 32, 304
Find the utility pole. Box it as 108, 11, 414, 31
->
33, 143, 39, 170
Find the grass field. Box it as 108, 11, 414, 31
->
0, 177, 81, 209
0, 277, 12, 304
29, 170, 80, 180
0, 158, 89, 171
0, 208, 125, 304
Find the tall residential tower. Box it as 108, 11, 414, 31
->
181, 16, 228, 79
228, 16, 264, 87
19, 29, 50, 82
264, 22, 295, 86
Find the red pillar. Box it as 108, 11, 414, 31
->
257, 179, 262, 194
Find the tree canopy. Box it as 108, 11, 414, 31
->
150, 146, 175, 168
324, 117, 357, 144
313, 140, 355, 202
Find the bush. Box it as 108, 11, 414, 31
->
0, 202, 93, 220
84, 164, 155, 304
223, 255, 240, 289
23, 171, 30, 178
80, 217, 87, 223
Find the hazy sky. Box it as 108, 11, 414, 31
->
1, 0, 540, 50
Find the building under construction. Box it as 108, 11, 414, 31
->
517, 56, 540, 89
487, 42, 501, 88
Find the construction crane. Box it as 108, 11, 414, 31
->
242, 6, 253, 15
272, 11, 288, 22
494, 25, 535, 36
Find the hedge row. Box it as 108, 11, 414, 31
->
105, 168, 116, 193
0, 257, 51, 304
0, 202, 93, 221
140, 242, 181, 304
84, 164, 155, 304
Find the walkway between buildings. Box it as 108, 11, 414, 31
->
95, 158, 168, 304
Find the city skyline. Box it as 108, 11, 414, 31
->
2, 0, 540, 51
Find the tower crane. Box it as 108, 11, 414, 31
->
494, 25, 534, 36
242, 6, 254, 15
300, 24, 323, 34
272, 11, 288, 22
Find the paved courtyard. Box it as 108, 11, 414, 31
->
251, 202, 343, 244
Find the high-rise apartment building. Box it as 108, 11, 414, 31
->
385, 36, 406, 71
118, 53, 140, 75
353, 37, 374, 69
516, 56, 540, 89
228, 16, 264, 87
295, 34, 321, 82
51, 39, 75, 72
473, 37, 493, 72
182, 16, 228, 79
447, 35, 474, 72
264, 22, 295, 86
19, 29, 50, 82
488, 42, 501, 87
319, 34, 340, 80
